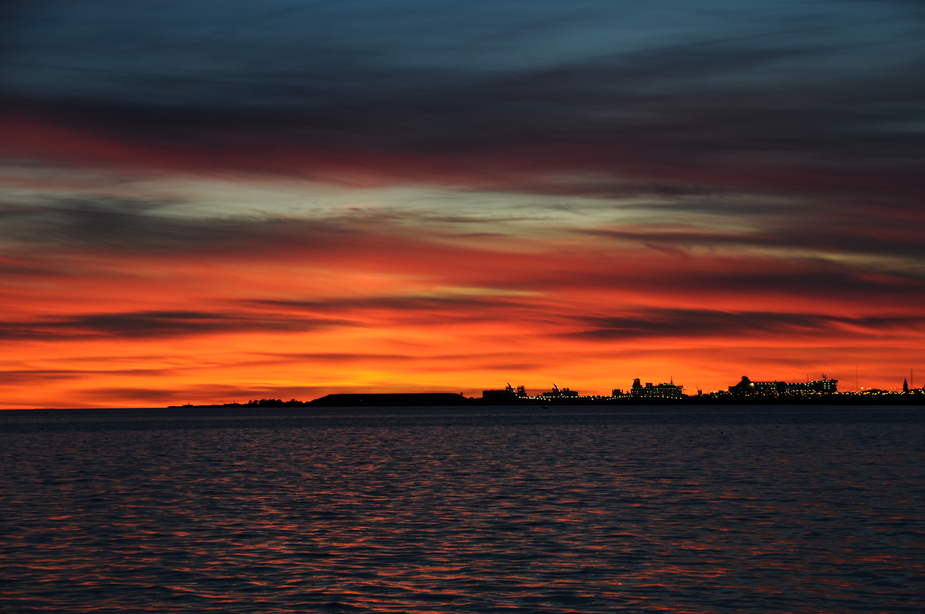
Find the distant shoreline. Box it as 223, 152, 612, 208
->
165, 391, 925, 409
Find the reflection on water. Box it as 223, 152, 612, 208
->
1, 406, 923, 612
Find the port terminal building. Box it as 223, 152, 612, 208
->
484, 379, 686, 402
613, 378, 684, 399
729, 376, 838, 395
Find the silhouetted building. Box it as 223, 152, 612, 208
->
787, 378, 838, 393
629, 378, 684, 398
539, 383, 578, 398
482, 389, 515, 403
482, 383, 527, 403
310, 393, 470, 406
631, 378, 642, 396
730, 375, 838, 395
729, 376, 786, 395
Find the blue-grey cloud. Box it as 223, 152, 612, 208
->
0, 310, 349, 340
581, 224, 925, 270
3, 0, 925, 316
0, 197, 379, 255
3, 0, 922, 207
572, 308, 925, 341
4, 193, 925, 311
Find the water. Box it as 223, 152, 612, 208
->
2, 405, 923, 612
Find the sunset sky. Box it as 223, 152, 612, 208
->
2, 1, 925, 408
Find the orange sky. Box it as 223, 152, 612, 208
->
2, 120, 923, 407
3, 3, 925, 407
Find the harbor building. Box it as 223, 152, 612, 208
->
730, 375, 838, 395
482, 383, 528, 403
539, 383, 579, 398
629, 378, 685, 399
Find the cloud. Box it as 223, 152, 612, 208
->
580, 223, 925, 273
0, 309, 347, 341
252, 294, 531, 315
3, 191, 925, 327
0, 367, 177, 384
2, 1, 922, 207
0, 195, 441, 264
570, 308, 925, 342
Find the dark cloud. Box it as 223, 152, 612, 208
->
0, 309, 348, 340
549, 259, 925, 310
0, 367, 176, 384
254, 294, 525, 313
0, 196, 393, 256
252, 352, 415, 364
2, 1, 922, 207
571, 308, 925, 342
4, 194, 925, 316
250, 295, 542, 327
580, 224, 925, 273
6, 46, 923, 197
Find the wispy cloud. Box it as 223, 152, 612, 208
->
0, 310, 347, 341
570, 308, 925, 342
3, 2, 922, 201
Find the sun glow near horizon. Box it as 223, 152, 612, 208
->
2, 1, 925, 408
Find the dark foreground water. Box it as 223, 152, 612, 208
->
1, 405, 923, 613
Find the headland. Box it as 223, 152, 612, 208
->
170, 375, 925, 408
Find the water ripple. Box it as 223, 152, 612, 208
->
1, 406, 923, 612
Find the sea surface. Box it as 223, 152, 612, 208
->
1, 404, 923, 613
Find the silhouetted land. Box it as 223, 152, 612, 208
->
169, 391, 925, 409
